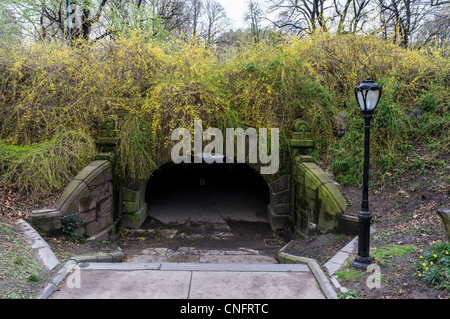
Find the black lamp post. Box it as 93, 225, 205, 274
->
351, 77, 382, 270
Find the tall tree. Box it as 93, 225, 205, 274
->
414, 6, 449, 49
377, 0, 435, 47
185, 0, 202, 38
267, 0, 331, 34
0, 6, 21, 43
244, 0, 263, 43
333, 0, 371, 34
203, 0, 228, 47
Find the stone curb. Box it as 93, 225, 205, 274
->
15, 218, 125, 299
323, 237, 358, 276
35, 252, 124, 299
15, 219, 60, 272
279, 226, 377, 298
277, 248, 338, 300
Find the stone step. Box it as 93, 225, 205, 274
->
125, 247, 278, 264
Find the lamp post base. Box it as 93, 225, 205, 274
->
351, 256, 372, 270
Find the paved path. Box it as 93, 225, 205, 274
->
48, 164, 335, 299
49, 249, 332, 299
50, 261, 326, 299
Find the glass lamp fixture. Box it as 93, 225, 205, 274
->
355, 77, 382, 113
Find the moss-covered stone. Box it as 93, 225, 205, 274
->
291, 151, 347, 235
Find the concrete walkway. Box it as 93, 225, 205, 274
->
50, 262, 326, 299
15, 218, 346, 300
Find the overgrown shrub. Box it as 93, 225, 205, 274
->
0, 33, 448, 193
0, 130, 96, 198
0, 35, 163, 145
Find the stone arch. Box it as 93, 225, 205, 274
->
29, 118, 357, 241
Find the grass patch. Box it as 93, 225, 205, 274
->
338, 289, 359, 299
0, 220, 45, 299
336, 267, 364, 282
373, 245, 415, 266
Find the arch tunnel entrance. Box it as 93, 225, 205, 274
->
120, 156, 291, 256
146, 159, 269, 226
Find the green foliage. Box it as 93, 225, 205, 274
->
417, 242, 450, 290
0, 220, 44, 299
0, 130, 96, 198
26, 274, 39, 282
117, 113, 157, 183
337, 289, 359, 299
328, 73, 449, 185
61, 213, 85, 242
0, 33, 448, 193
328, 107, 364, 185
373, 245, 415, 266
109, 4, 168, 42
336, 268, 364, 282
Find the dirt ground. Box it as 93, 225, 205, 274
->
285, 166, 450, 299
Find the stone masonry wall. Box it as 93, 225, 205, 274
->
29, 159, 116, 241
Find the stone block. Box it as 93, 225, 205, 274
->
28, 209, 62, 235
338, 214, 358, 235
74, 166, 102, 184
89, 182, 110, 197
80, 207, 97, 223
292, 152, 348, 236
270, 189, 290, 205
87, 225, 116, 242
304, 186, 317, 203
266, 205, 289, 231
272, 203, 290, 216
96, 254, 113, 262
121, 203, 147, 229
86, 212, 113, 237
79, 196, 96, 213
295, 180, 305, 198
289, 139, 314, 148
122, 200, 138, 214
318, 182, 347, 214
122, 187, 140, 202
293, 160, 309, 178
103, 171, 113, 183
269, 175, 290, 193
304, 167, 332, 189
97, 196, 114, 217
55, 179, 89, 215
74, 160, 112, 187
95, 153, 115, 162
316, 182, 347, 232
294, 155, 315, 163
97, 137, 118, 146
